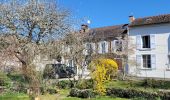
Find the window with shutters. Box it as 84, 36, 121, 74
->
142, 35, 150, 48
136, 35, 155, 50
142, 55, 151, 68
112, 40, 122, 52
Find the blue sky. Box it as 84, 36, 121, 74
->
58, 0, 170, 28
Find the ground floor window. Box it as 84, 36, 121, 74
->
142, 55, 151, 68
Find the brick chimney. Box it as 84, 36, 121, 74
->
129, 15, 135, 23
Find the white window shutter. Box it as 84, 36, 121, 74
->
136, 55, 142, 68
92, 43, 95, 53
151, 54, 156, 69
136, 35, 142, 50
111, 40, 115, 52
105, 41, 109, 53
98, 42, 102, 54
150, 34, 155, 49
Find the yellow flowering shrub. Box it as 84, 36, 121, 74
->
89, 58, 118, 95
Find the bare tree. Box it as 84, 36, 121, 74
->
61, 31, 89, 84
0, 0, 72, 96
114, 34, 136, 80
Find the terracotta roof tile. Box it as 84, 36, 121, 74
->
129, 14, 170, 27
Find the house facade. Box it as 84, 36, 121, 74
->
60, 24, 128, 76
128, 14, 170, 78
81, 24, 128, 70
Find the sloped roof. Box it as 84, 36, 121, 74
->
85, 24, 128, 41
129, 14, 170, 27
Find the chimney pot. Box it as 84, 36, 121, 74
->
129, 15, 135, 23
81, 24, 89, 32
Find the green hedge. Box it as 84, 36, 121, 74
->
106, 87, 170, 100
57, 80, 72, 89
57, 79, 94, 89
69, 88, 96, 98
140, 79, 170, 89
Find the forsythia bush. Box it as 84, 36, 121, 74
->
89, 59, 118, 95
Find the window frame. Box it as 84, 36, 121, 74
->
142, 35, 151, 49
112, 40, 123, 52
142, 55, 151, 69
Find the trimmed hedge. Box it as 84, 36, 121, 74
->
106, 87, 170, 100
57, 79, 94, 89
141, 79, 170, 89
69, 88, 96, 98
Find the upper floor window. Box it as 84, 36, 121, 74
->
86, 43, 93, 54
136, 34, 155, 50
112, 40, 122, 52
98, 41, 108, 54
85, 43, 95, 55
142, 35, 150, 48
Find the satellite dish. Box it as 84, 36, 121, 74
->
87, 20, 91, 24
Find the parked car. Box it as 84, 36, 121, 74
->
43, 64, 76, 79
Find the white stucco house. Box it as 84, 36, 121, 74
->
128, 14, 170, 79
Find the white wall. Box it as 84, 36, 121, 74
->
128, 23, 170, 78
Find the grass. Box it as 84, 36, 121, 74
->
0, 92, 30, 100
63, 96, 129, 100
105, 80, 159, 92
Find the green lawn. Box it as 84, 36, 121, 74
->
0, 93, 30, 100
63, 96, 129, 100
2, 79, 168, 100
105, 80, 159, 92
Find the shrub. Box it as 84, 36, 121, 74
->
89, 58, 118, 95
47, 88, 57, 94
107, 87, 170, 99
76, 79, 94, 89
57, 80, 72, 89
0, 72, 11, 87
7, 73, 29, 93
141, 78, 170, 89
69, 88, 79, 97
69, 88, 96, 98
158, 91, 170, 100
